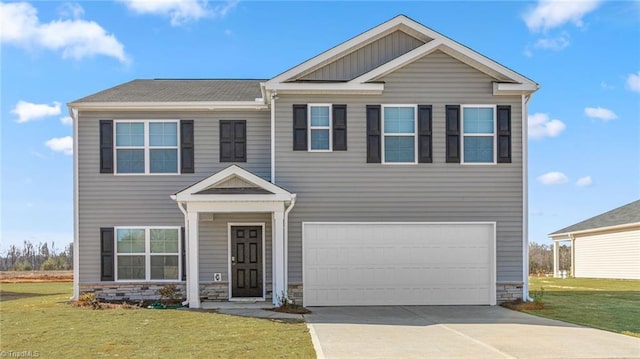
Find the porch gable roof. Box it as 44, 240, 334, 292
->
171, 165, 294, 202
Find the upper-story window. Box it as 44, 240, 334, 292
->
114, 120, 179, 174
309, 105, 332, 151
382, 105, 417, 164
461, 105, 495, 164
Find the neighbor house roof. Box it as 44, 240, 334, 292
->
549, 199, 640, 237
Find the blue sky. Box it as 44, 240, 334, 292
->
1, 0, 639, 252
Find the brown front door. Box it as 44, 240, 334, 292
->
231, 226, 263, 297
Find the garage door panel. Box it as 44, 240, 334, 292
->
303, 223, 495, 306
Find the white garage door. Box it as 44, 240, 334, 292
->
303, 222, 496, 306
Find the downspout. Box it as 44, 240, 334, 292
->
69, 106, 79, 300
176, 200, 189, 304
270, 91, 278, 183
283, 194, 297, 293
522, 93, 533, 301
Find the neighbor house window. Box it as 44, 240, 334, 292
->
461, 105, 495, 164
115, 227, 180, 281
308, 105, 331, 151
115, 120, 179, 174
382, 105, 417, 163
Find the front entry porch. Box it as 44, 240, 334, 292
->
171, 165, 296, 308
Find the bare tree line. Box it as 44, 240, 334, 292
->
0, 241, 73, 271
529, 242, 571, 275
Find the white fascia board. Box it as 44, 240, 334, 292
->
438, 42, 538, 87
179, 194, 293, 202
349, 39, 443, 84
493, 82, 540, 95
173, 165, 293, 202
68, 101, 268, 112
265, 15, 430, 86
264, 82, 384, 95
549, 222, 640, 239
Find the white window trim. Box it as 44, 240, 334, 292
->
307, 104, 332, 152
113, 119, 181, 175
460, 104, 497, 165
381, 104, 418, 165
114, 226, 182, 282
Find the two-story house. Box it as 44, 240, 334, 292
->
68, 15, 538, 308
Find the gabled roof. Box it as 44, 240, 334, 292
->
549, 199, 640, 237
172, 165, 293, 202
264, 15, 538, 95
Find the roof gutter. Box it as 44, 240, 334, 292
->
67, 101, 268, 112
549, 221, 640, 239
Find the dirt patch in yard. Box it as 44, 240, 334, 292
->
501, 299, 545, 311
0, 270, 73, 283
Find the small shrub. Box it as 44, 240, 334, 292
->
158, 284, 182, 305
77, 293, 102, 309
532, 287, 545, 304
272, 291, 311, 314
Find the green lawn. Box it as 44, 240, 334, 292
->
527, 277, 640, 337
0, 282, 316, 358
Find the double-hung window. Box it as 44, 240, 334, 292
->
382, 105, 417, 163
461, 105, 496, 164
115, 120, 179, 174
115, 227, 180, 281
308, 105, 332, 151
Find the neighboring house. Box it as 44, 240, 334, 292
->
68, 15, 539, 308
549, 200, 640, 280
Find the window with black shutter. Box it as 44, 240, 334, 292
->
446, 105, 461, 163
220, 120, 246, 162
100, 227, 115, 281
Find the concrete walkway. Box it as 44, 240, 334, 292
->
200, 301, 305, 320
305, 306, 640, 359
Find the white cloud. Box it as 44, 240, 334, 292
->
576, 176, 592, 187
528, 113, 566, 139
120, 0, 237, 26
58, 2, 84, 19
45, 136, 73, 155
524, 0, 601, 32
584, 107, 617, 121
60, 116, 73, 125
538, 171, 569, 185
534, 33, 570, 50
626, 72, 640, 93
0, 2, 128, 63
11, 101, 61, 123
600, 81, 614, 90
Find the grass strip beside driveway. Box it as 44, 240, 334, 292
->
527, 277, 640, 337
0, 282, 315, 358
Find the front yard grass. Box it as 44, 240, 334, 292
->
527, 277, 640, 337
0, 282, 315, 358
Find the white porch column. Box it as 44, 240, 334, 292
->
272, 210, 285, 305
553, 240, 559, 278
187, 211, 200, 308
570, 236, 576, 277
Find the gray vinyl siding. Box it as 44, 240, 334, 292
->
198, 213, 272, 283
77, 110, 270, 282
300, 31, 424, 81
275, 50, 524, 283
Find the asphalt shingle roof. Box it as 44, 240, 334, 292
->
549, 199, 640, 236
71, 79, 266, 103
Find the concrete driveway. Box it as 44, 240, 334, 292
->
305, 306, 640, 359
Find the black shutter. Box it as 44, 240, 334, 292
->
292, 105, 308, 151
332, 105, 347, 151
181, 227, 186, 281
497, 105, 512, 163
100, 228, 114, 281
446, 105, 461, 163
366, 105, 381, 163
220, 120, 247, 162
99, 120, 113, 173
417, 105, 433, 163
180, 120, 195, 173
